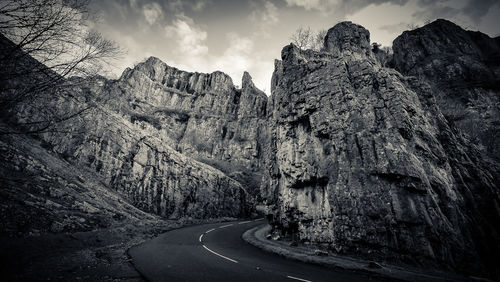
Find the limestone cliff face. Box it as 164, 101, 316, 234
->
41, 104, 248, 219
265, 21, 500, 273
64, 53, 271, 218
2, 46, 261, 219
393, 19, 500, 161
109, 57, 268, 172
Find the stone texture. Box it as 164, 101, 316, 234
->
0, 121, 160, 235
324, 21, 373, 59
1, 38, 263, 220
392, 19, 500, 161
264, 21, 500, 275
108, 57, 268, 172
40, 105, 248, 219
37, 65, 264, 219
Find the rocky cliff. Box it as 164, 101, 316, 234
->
39, 102, 248, 219
109, 57, 268, 172
393, 19, 500, 161
88, 57, 269, 197
264, 21, 500, 275
2, 17, 500, 278
1, 36, 268, 222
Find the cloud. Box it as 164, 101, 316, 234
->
378, 22, 408, 34
213, 33, 254, 85
250, 1, 279, 37
260, 1, 279, 24
285, 0, 325, 10
345, 0, 494, 46
284, 0, 407, 16
408, 0, 497, 25
142, 2, 163, 25
158, 0, 211, 15
212, 33, 273, 91
461, 0, 497, 23
129, 0, 138, 9
165, 15, 209, 58
285, 0, 497, 26
411, 5, 459, 22
162, 16, 272, 93
193, 0, 211, 11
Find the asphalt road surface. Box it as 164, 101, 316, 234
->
129, 219, 385, 282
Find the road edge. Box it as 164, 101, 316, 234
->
242, 224, 470, 282
126, 217, 241, 281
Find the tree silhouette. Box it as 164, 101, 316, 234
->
0, 0, 122, 133
290, 26, 326, 51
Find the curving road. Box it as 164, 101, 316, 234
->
129, 220, 384, 282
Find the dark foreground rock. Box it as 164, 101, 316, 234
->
393, 19, 500, 161
263, 21, 500, 278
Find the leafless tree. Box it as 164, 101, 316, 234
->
314, 28, 326, 51
290, 26, 326, 51
406, 23, 420, 30
0, 0, 122, 133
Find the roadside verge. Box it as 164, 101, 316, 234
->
242, 224, 472, 282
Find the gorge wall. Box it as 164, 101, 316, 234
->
113, 57, 268, 171
39, 59, 270, 218
1, 37, 268, 221
263, 21, 500, 274
392, 19, 500, 162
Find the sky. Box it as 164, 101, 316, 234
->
89, 0, 500, 94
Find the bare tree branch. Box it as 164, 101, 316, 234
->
290, 26, 326, 51
0, 0, 123, 134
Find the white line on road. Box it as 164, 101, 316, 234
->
238, 221, 252, 224
219, 224, 234, 229
253, 218, 264, 221
199, 234, 204, 243
286, 275, 312, 282
202, 245, 238, 263
205, 228, 216, 233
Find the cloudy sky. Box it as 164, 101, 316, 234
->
89, 0, 500, 94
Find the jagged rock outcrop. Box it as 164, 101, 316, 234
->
40, 104, 248, 218
79, 57, 269, 199
42, 64, 267, 218
1, 35, 265, 220
264, 21, 500, 275
393, 19, 500, 161
108, 57, 268, 172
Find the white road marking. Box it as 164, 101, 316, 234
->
202, 245, 238, 263
199, 220, 312, 281
286, 275, 312, 282
238, 220, 252, 224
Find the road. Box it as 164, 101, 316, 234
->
129, 219, 385, 282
